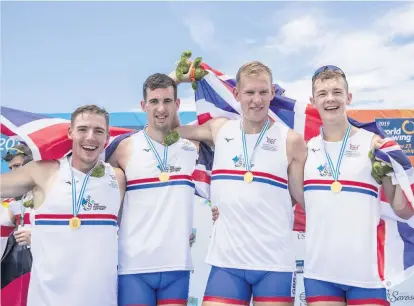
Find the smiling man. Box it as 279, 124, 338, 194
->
174, 61, 307, 306
0, 105, 125, 306
108, 73, 199, 306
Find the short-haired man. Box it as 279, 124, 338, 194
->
0, 105, 125, 306
2, 143, 35, 246
173, 61, 307, 306
303, 66, 413, 306
109, 73, 200, 306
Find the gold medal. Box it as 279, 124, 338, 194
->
159, 172, 170, 182
69, 217, 81, 229
331, 181, 342, 193
244, 171, 254, 183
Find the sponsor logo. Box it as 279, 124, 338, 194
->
81, 195, 106, 211
297, 232, 306, 239
156, 164, 182, 173
182, 140, 196, 151
261, 136, 278, 151
345, 143, 361, 157
232, 155, 254, 169
266, 137, 276, 144
300, 292, 307, 303
143, 148, 151, 152
296, 260, 304, 274
317, 163, 333, 177
109, 174, 119, 189
224, 137, 234, 143
291, 272, 297, 297
387, 290, 414, 303
376, 118, 414, 156
311, 148, 320, 153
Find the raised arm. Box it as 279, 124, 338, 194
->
287, 130, 307, 209
176, 118, 228, 147
0, 161, 38, 199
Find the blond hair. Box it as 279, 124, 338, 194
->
236, 61, 273, 87
312, 70, 348, 93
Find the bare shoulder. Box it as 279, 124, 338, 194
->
287, 129, 307, 161
287, 129, 306, 147
210, 117, 230, 143
210, 117, 229, 131
108, 136, 134, 168
113, 167, 126, 186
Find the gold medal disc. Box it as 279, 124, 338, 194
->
244, 172, 254, 183
69, 217, 81, 229
331, 181, 342, 193
159, 172, 170, 182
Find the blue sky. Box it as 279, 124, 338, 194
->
2, 1, 414, 114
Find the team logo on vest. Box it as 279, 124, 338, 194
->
345, 143, 361, 157
232, 155, 255, 168
82, 195, 106, 211
317, 163, 334, 177
261, 137, 278, 151
109, 174, 119, 189
156, 164, 182, 172
181, 140, 197, 151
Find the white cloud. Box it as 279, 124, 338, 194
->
377, 3, 414, 37
176, 3, 414, 111
251, 3, 414, 109
182, 15, 216, 51
265, 16, 322, 54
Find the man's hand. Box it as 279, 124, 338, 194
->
14, 226, 31, 246
189, 233, 195, 247
369, 136, 394, 184
169, 51, 208, 88
212, 206, 219, 222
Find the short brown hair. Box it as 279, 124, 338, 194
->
143, 73, 177, 101
312, 70, 349, 94
71, 105, 109, 127
236, 61, 273, 87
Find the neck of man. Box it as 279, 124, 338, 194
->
146, 125, 170, 144
243, 117, 269, 134
322, 117, 351, 142
71, 156, 97, 174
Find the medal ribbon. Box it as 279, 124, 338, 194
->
143, 127, 168, 173
69, 158, 94, 218
320, 124, 351, 182
241, 118, 270, 172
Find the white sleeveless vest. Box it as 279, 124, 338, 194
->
118, 131, 198, 274
27, 157, 121, 306
304, 128, 383, 288
206, 119, 295, 272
